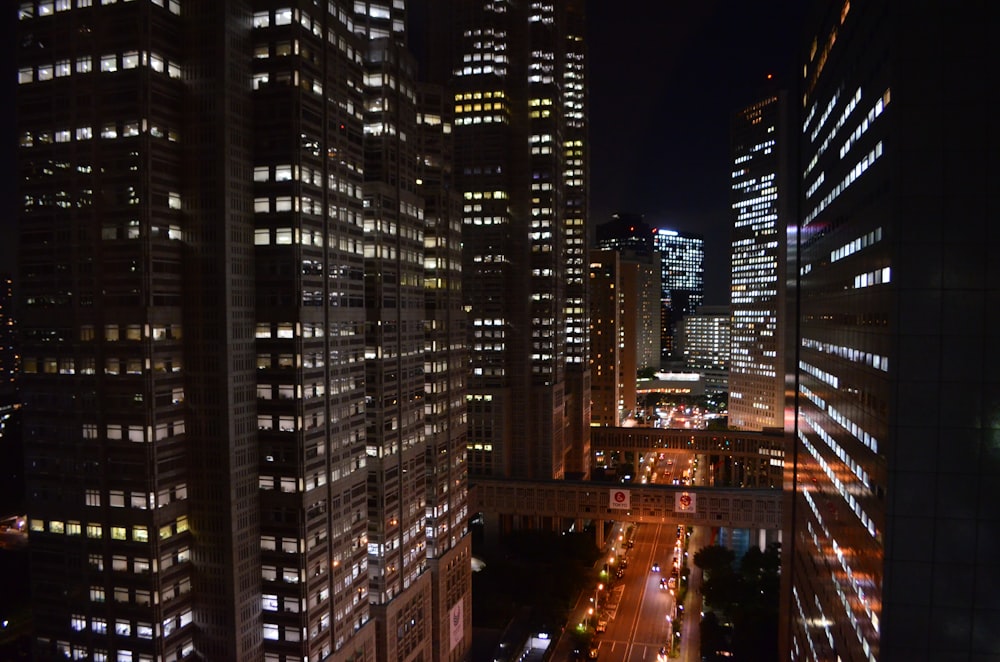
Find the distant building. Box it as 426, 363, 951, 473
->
653, 228, 704, 360
595, 214, 661, 370
728, 91, 791, 431
588, 250, 638, 426
595, 212, 655, 254
675, 306, 730, 395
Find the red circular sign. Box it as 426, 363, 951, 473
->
613, 491, 626, 503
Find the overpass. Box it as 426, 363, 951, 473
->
469, 427, 787, 541
469, 478, 781, 532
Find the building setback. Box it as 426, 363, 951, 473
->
14, 2, 470, 661
785, 1, 1000, 660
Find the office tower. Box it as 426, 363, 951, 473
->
414, 83, 473, 662
652, 228, 704, 361
588, 249, 638, 427
15, 2, 469, 661
596, 212, 655, 254
414, 0, 591, 480
785, 2, 1000, 660
361, 30, 438, 662
728, 91, 790, 431
675, 305, 730, 396
596, 214, 662, 370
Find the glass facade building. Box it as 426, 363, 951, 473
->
785, 1, 1000, 660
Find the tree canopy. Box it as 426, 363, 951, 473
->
694, 543, 781, 661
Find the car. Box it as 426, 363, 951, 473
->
651, 562, 661, 572
659, 578, 667, 590
595, 619, 607, 633
588, 644, 599, 659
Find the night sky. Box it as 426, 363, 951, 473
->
586, 1, 806, 304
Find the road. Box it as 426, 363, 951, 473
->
549, 451, 714, 662
589, 521, 677, 662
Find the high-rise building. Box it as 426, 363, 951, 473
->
675, 305, 730, 395
414, 81, 473, 662
587, 249, 639, 427
652, 228, 704, 361
413, 0, 591, 481
595, 213, 662, 370
14, 2, 469, 661
785, 2, 1000, 660
728, 91, 791, 431
596, 212, 654, 254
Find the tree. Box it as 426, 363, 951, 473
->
693, 545, 735, 576
695, 544, 780, 661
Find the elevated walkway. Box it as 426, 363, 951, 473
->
469, 478, 781, 530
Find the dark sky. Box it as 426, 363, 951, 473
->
586, 1, 805, 304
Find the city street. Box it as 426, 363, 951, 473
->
548, 451, 713, 661
585, 522, 673, 662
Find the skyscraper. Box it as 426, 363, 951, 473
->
652, 228, 704, 361
595, 213, 662, 371
785, 1, 1000, 660
413, 0, 591, 481
728, 91, 790, 431
15, 2, 469, 660
588, 249, 640, 427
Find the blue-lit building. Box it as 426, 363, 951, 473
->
653, 228, 704, 361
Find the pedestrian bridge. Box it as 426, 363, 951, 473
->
469, 427, 787, 532
469, 478, 782, 531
